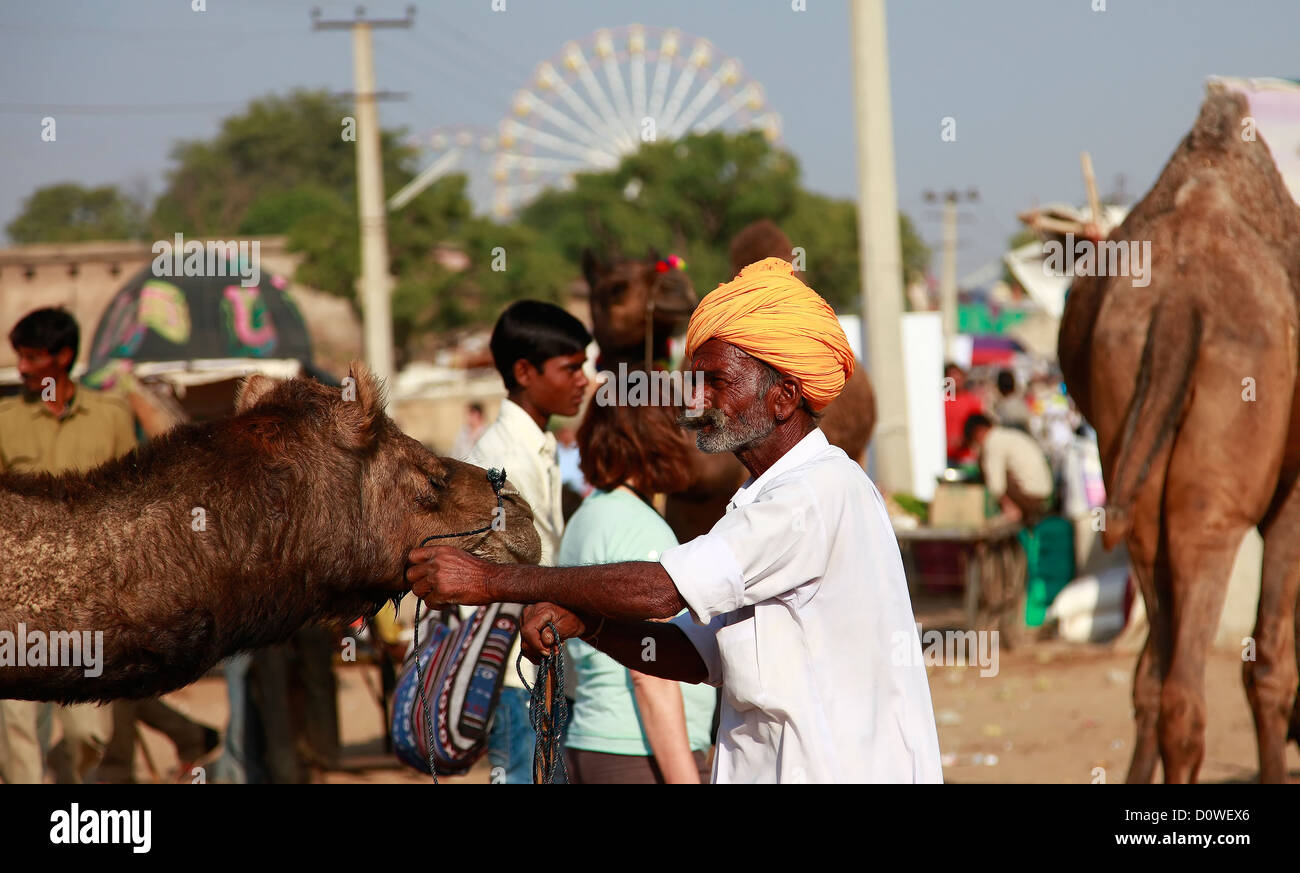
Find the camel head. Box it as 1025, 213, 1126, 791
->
234, 362, 542, 600
582, 247, 697, 364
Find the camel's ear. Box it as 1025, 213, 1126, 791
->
581, 248, 606, 293
235, 374, 278, 412
336, 360, 386, 449
647, 245, 661, 263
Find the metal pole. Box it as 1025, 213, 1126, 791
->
850, 0, 913, 493
940, 193, 958, 339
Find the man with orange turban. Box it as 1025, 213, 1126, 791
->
684, 257, 855, 414
406, 258, 942, 783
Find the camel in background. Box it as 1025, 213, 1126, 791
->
1059, 90, 1300, 783
583, 221, 875, 542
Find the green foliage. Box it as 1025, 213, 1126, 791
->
7, 183, 147, 243
238, 186, 341, 236
893, 493, 929, 523
8, 92, 933, 358
899, 213, 931, 288
285, 192, 358, 298
149, 89, 417, 237
517, 130, 929, 313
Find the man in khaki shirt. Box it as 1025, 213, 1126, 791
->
0, 308, 135, 783
964, 413, 1054, 524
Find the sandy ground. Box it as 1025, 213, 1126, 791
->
110, 594, 1296, 784
928, 642, 1300, 784
915, 592, 1300, 784
137, 663, 485, 784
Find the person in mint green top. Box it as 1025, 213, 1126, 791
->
559, 398, 716, 783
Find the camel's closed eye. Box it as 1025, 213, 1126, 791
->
414, 475, 443, 510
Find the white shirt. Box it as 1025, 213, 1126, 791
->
467, 398, 564, 687
661, 428, 943, 783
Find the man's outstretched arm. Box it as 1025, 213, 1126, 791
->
520, 603, 708, 685
405, 546, 687, 621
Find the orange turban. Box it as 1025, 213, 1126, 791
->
684, 258, 855, 411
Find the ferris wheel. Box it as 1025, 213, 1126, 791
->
390, 25, 783, 217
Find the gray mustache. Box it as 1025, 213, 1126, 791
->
677, 408, 725, 430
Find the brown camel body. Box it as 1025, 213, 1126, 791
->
583, 231, 876, 543
0, 364, 540, 703
1059, 91, 1300, 782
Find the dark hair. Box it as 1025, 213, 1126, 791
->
9, 307, 80, 365
996, 369, 1016, 396
964, 412, 993, 445
489, 300, 592, 392
577, 396, 693, 495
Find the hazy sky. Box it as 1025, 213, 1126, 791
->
2, 0, 1297, 277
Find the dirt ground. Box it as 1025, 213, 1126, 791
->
914, 592, 1300, 784
139, 663, 485, 785
120, 595, 1298, 784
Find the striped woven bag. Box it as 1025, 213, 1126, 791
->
391, 602, 524, 775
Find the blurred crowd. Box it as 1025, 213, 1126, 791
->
944, 360, 1104, 525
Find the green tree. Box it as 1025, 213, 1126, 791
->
150, 89, 418, 237
6, 183, 146, 243
516, 130, 928, 313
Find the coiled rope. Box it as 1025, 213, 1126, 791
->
517, 620, 568, 784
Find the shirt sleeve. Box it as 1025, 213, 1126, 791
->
982, 434, 1008, 498
659, 479, 828, 624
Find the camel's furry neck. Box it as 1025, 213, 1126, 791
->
0, 422, 386, 702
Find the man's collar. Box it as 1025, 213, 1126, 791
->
497, 398, 555, 457
22, 384, 84, 420
729, 427, 829, 508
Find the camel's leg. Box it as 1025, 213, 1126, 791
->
1159, 517, 1247, 783
1125, 483, 1170, 784
1292, 599, 1300, 748
1249, 482, 1300, 783
1128, 625, 1166, 784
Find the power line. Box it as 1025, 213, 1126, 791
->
0, 24, 301, 38
0, 101, 249, 115
384, 34, 509, 119
419, 6, 535, 86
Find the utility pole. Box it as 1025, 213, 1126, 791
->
312, 6, 415, 397
924, 188, 978, 341
850, 0, 911, 494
